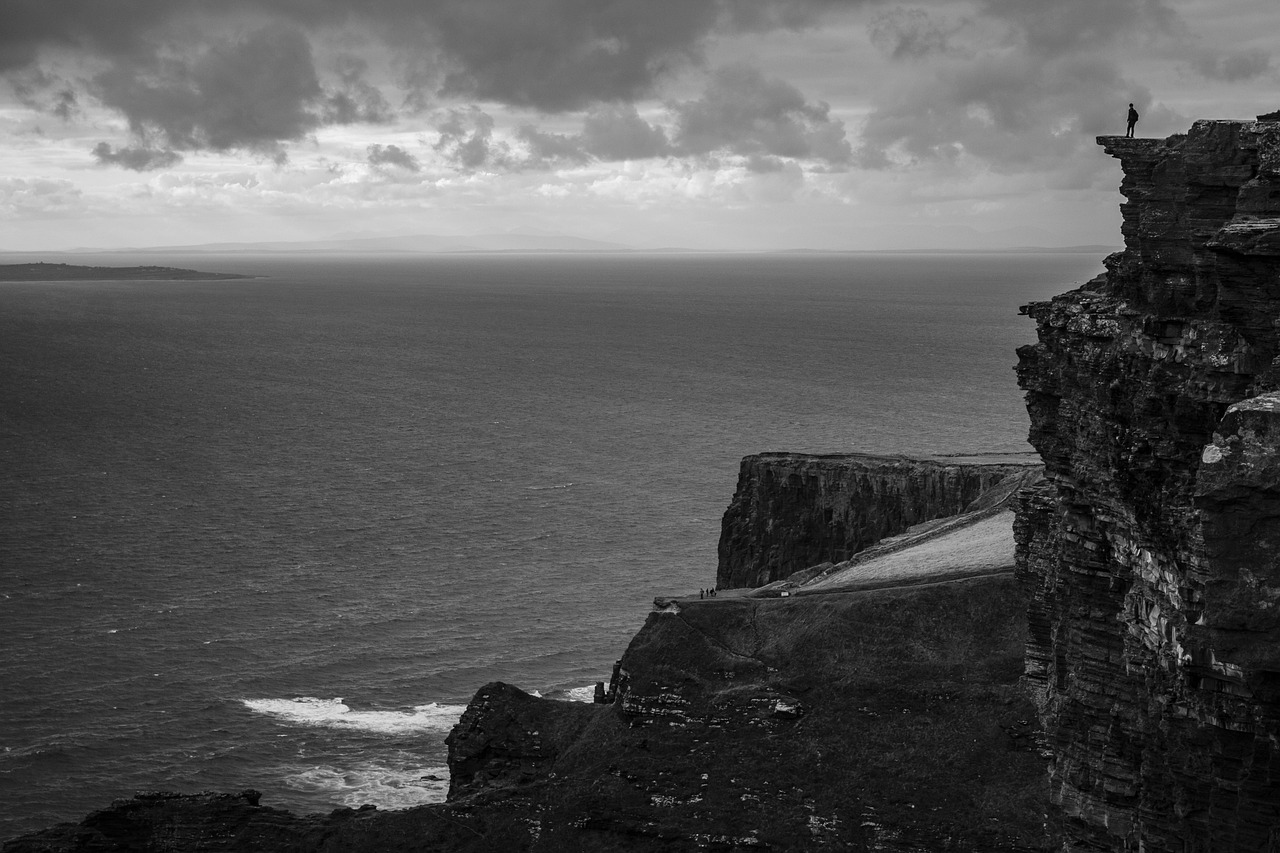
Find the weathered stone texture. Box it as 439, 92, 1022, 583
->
717, 452, 1038, 589
1018, 122, 1280, 852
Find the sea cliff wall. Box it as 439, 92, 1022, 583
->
1017, 119, 1280, 851
718, 452, 1038, 589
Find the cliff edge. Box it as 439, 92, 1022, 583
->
718, 452, 1039, 589
1018, 120, 1280, 851
6, 459, 1052, 852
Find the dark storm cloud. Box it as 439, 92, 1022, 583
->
670, 64, 851, 166
426, 0, 719, 111
90, 24, 323, 162
92, 142, 183, 171
367, 143, 420, 170
1, 0, 870, 167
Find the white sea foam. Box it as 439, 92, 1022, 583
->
283, 760, 450, 809
563, 684, 600, 703
243, 697, 466, 734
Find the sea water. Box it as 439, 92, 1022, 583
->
0, 252, 1102, 838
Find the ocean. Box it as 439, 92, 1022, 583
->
0, 252, 1102, 838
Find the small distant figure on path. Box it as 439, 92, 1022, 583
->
1126, 103, 1139, 138
700, 589, 705, 599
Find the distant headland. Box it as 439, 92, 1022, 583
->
0, 263, 254, 282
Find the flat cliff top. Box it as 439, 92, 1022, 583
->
749, 450, 1041, 467
0, 263, 254, 281
805, 508, 1015, 591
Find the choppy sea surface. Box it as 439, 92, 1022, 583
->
0, 252, 1102, 838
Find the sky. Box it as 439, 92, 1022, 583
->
1, 0, 1277, 252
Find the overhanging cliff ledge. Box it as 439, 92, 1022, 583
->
1018, 119, 1280, 851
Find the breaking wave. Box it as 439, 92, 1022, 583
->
243, 697, 466, 735
283, 759, 450, 809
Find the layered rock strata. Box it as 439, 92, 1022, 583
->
1017, 121, 1280, 851
718, 452, 1039, 589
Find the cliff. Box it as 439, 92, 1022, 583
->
1017, 120, 1280, 851
7, 575, 1048, 853
6, 452, 1052, 852
718, 452, 1039, 589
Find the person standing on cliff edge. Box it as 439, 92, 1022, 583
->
1126, 103, 1139, 137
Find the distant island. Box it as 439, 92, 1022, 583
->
0, 263, 254, 282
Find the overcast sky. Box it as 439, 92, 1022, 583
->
2, 0, 1276, 251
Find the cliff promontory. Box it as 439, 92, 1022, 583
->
6, 462, 1049, 852
718, 452, 1039, 589
1017, 119, 1280, 851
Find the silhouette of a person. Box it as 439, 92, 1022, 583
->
1126, 103, 1139, 138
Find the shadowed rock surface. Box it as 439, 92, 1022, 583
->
1017, 121, 1280, 851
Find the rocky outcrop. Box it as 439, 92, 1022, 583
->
718, 452, 1040, 589
6, 571, 1051, 853
446, 681, 598, 798
0, 790, 490, 852
1016, 120, 1280, 851
445, 575, 1049, 851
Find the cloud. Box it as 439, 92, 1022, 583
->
367, 143, 420, 171
90, 24, 325, 163
517, 126, 589, 167
854, 0, 1186, 183
1191, 48, 1271, 81
0, 176, 84, 217
92, 142, 183, 171
323, 57, 393, 124
51, 88, 78, 120
427, 0, 721, 111
7, 66, 80, 119
670, 64, 851, 166
978, 0, 1178, 56
718, 0, 850, 33
581, 105, 670, 159
433, 106, 512, 170
0, 0, 877, 139
868, 8, 960, 60
858, 52, 1142, 174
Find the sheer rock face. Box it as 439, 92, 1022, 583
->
717, 452, 1039, 589
1017, 121, 1280, 852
